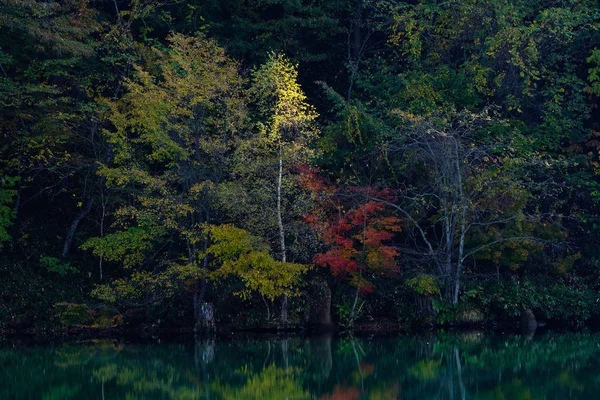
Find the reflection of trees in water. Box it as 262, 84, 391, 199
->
1, 332, 600, 399
407, 332, 598, 399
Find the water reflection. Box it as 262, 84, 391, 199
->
1, 331, 599, 399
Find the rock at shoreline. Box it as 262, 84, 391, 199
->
520, 309, 537, 329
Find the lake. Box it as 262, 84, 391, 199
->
1, 331, 599, 399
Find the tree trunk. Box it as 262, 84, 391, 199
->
352, 0, 363, 62
306, 279, 334, 332
349, 212, 367, 327
348, 271, 362, 328
452, 268, 461, 306
62, 198, 94, 258
277, 147, 286, 262
99, 193, 106, 280
415, 294, 435, 321
262, 295, 271, 321
347, 0, 363, 101
453, 142, 467, 306
277, 145, 288, 324
280, 294, 288, 324
193, 278, 215, 335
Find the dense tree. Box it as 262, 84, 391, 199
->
0, 176, 17, 243
82, 32, 246, 328
1, 0, 600, 330
378, 110, 563, 304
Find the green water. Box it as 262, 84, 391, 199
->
1, 331, 599, 399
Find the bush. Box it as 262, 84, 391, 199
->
467, 278, 599, 324
53, 302, 95, 326
407, 275, 440, 296
39, 257, 78, 276
92, 304, 122, 328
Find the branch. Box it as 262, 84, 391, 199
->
465, 215, 523, 234
367, 196, 445, 275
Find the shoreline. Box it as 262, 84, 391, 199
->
3, 319, 593, 342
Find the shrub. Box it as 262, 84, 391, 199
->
53, 302, 95, 326
467, 278, 599, 323
407, 275, 440, 296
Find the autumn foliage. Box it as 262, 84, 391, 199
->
300, 167, 401, 294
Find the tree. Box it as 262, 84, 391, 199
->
301, 169, 400, 326
0, 0, 102, 249
83, 33, 246, 329
250, 53, 318, 323
204, 224, 307, 321
377, 110, 559, 305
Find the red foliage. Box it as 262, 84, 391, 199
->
300, 168, 401, 292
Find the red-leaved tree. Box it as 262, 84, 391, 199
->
300, 167, 401, 326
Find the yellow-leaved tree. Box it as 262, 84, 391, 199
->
250, 53, 318, 323
82, 33, 246, 333
204, 224, 307, 321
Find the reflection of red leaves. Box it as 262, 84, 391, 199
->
360, 363, 375, 375
320, 385, 361, 400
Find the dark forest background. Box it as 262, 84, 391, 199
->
1, 0, 600, 331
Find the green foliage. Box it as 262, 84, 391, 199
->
407, 276, 440, 296
39, 256, 78, 277
467, 278, 599, 323
252, 52, 318, 146
53, 302, 94, 327
81, 225, 164, 269
82, 32, 247, 314
334, 297, 366, 329
432, 300, 486, 326
0, 176, 17, 242
587, 48, 600, 96
432, 300, 456, 325
91, 266, 197, 308
91, 304, 122, 328
1, 0, 600, 329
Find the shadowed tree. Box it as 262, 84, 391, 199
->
82, 33, 246, 330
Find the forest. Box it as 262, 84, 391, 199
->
1, 0, 600, 333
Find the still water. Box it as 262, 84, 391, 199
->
1, 331, 599, 399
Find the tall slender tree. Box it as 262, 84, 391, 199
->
251, 53, 318, 323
